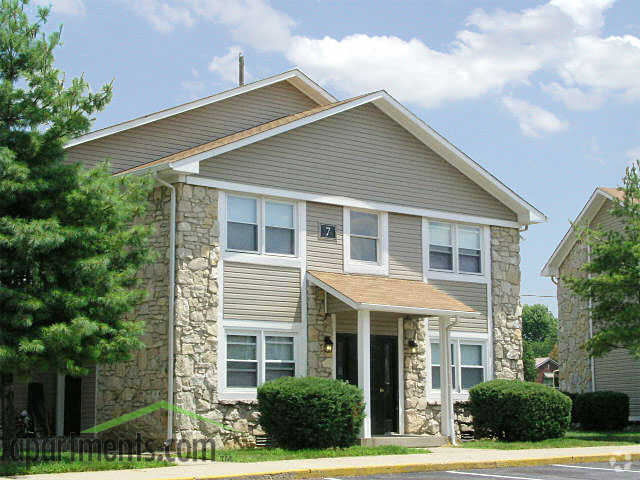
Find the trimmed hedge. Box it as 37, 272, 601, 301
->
560, 391, 579, 424
574, 391, 629, 431
257, 376, 365, 449
469, 379, 571, 441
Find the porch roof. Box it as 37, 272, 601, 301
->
307, 270, 481, 317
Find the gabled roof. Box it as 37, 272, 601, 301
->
65, 69, 337, 148
535, 357, 559, 369
307, 270, 480, 316
542, 187, 622, 277
119, 89, 546, 225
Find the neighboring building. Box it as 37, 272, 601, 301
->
11, 69, 545, 447
535, 357, 558, 386
542, 187, 640, 420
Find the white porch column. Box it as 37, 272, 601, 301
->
55, 373, 65, 436
357, 310, 371, 438
438, 316, 456, 445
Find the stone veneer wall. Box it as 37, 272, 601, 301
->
171, 184, 260, 448
403, 317, 434, 434
96, 186, 171, 442
307, 285, 333, 378
491, 226, 524, 380
557, 240, 592, 393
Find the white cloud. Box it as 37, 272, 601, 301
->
626, 146, 640, 163
127, 0, 194, 33
502, 96, 569, 138
35, 0, 85, 16
208, 46, 252, 84
540, 82, 605, 110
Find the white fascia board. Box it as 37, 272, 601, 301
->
188, 176, 520, 228
371, 93, 546, 225
66, 69, 336, 149
541, 189, 609, 277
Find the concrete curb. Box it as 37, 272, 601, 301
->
150, 451, 640, 480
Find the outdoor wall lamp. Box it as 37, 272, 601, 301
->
407, 339, 419, 354
323, 336, 334, 354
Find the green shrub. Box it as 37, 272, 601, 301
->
574, 391, 629, 431
560, 391, 579, 424
469, 379, 571, 442
257, 376, 365, 449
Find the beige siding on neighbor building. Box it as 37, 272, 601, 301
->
223, 262, 301, 322
199, 104, 517, 221
307, 202, 343, 272
428, 279, 488, 332
594, 350, 640, 417
591, 199, 624, 232
335, 311, 399, 336
66, 82, 318, 173
389, 213, 422, 281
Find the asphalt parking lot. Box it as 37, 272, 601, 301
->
337, 461, 640, 480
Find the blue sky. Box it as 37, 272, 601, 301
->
38, 0, 640, 314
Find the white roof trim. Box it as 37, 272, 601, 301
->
65, 69, 337, 148
161, 91, 544, 225
306, 273, 482, 317
541, 188, 614, 277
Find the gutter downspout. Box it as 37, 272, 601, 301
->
155, 175, 176, 444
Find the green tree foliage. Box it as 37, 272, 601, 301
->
522, 342, 538, 382
522, 304, 558, 360
566, 162, 640, 358
0, 0, 155, 448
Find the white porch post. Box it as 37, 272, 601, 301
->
397, 317, 405, 435
357, 310, 372, 438
438, 316, 456, 445
55, 373, 65, 436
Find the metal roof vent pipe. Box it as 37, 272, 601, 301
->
239, 53, 244, 86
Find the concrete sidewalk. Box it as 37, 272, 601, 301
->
7, 445, 640, 480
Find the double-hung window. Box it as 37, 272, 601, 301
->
428, 221, 483, 274
430, 340, 486, 393
225, 332, 296, 389
344, 208, 388, 275
226, 194, 296, 256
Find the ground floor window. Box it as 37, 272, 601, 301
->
430, 339, 486, 393
225, 330, 296, 389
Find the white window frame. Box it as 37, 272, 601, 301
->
423, 219, 488, 282
426, 334, 488, 402
222, 191, 302, 267
218, 320, 303, 401
343, 207, 388, 275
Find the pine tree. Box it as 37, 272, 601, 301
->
565, 162, 640, 359
0, 0, 154, 453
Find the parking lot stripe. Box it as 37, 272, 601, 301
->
446, 471, 545, 480
552, 464, 640, 473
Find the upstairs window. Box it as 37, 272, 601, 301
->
428, 221, 483, 274
350, 210, 379, 263
226, 194, 296, 256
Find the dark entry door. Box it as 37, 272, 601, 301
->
335, 333, 399, 435
370, 335, 398, 435
64, 376, 82, 435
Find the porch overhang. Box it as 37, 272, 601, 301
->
307, 270, 481, 318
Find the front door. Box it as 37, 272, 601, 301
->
336, 333, 399, 435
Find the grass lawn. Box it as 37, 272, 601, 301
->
0, 452, 172, 476
461, 430, 640, 450
197, 445, 430, 462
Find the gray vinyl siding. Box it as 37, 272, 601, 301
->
200, 103, 516, 221
591, 199, 624, 232
327, 293, 353, 313
594, 350, 640, 417
66, 82, 318, 173
389, 213, 422, 281
307, 202, 343, 272
223, 262, 301, 322
335, 311, 399, 336
428, 280, 488, 332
